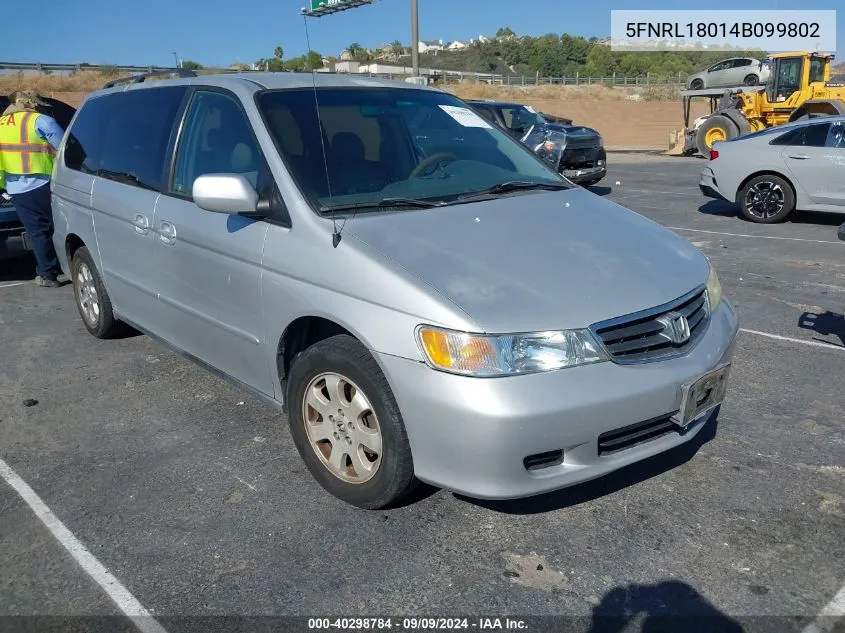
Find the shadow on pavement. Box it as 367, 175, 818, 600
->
456, 408, 720, 515
798, 311, 845, 348
0, 245, 36, 283
697, 199, 737, 218
790, 210, 845, 227
586, 580, 743, 633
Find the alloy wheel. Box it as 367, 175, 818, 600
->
75, 262, 100, 327
745, 181, 785, 219
301, 372, 383, 484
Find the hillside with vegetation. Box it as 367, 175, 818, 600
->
395, 27, 764, 77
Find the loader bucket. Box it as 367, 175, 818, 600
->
665, 128, 688, 155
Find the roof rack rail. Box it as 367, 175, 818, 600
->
103, 68, 197, 89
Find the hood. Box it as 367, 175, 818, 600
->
542, 122, 599, 137
347, 188, 709, 333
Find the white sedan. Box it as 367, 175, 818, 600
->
699, 116, 845, 223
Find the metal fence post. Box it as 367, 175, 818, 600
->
576, 71, 579, 85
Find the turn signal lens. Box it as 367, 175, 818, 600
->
417, 326, 606, 377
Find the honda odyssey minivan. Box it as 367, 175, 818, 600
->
52, 72, 738, 508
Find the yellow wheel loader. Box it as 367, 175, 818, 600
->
677, 52, 845, 156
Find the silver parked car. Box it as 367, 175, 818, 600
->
700, 116, 845, 223
53, 72, 738, 508
687, 57, 770, 90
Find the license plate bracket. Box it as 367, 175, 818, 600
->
672, 363, 731, 428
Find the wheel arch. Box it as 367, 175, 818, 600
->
277, 315, 358, 389
734, 170, 797, 206
65, 233, 86, 265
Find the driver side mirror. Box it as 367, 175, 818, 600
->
192, 174, 258, 215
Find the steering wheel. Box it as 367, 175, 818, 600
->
409, 152, 457, 179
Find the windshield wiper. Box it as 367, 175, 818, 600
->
453, 180, 570, 204
485, 181, 570, 194
97, 169, 158, 191
320, 197, 444, 214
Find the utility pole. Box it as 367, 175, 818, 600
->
410, 0, 419, 76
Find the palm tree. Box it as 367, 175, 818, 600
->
274, 46, 284, 61
347, 42, 363, 58
390, 40, 404, 58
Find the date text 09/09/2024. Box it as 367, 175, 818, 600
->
625, 22, 820, 39
307, 618, 528, 630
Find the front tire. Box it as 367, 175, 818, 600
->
695, 115, 739, 156
690, 78, 704, 90
286, 334, 417, 509
71, 246, 124, 338
738, 174, 796, 223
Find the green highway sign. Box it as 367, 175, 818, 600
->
305, 0, 374, 16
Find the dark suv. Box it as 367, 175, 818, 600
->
467, 100, 606, 186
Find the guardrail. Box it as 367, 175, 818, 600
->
0, 62, 179, 73
0, 61, 690, 88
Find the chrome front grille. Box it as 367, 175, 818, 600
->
591, 286, 709, 363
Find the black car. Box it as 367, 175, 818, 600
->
466, 100, 606, 186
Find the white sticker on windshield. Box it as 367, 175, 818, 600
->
439, 105, 492, 128
525, 105, 537, 113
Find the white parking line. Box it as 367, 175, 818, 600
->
740, 328, 845, 351
667, 227, 845, 246
0, 282, 27, 289
615, 188, 703, 197
0, 458, 168, 633
802, 584, 845, 633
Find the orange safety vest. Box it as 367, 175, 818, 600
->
0, 111, 56, 185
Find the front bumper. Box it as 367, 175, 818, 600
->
378, 300, 739, 500
560, 146, 607, 184
699, 167, 727, 201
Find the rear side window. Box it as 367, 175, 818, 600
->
64, 96, 111, 174
803, 123, 831, 147
770, 127, 806, 146
64, 87, 187, 191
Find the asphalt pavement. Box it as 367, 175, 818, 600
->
1, 154, 843, 633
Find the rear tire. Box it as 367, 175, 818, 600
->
743, 74, 759, 86
695, 115, 739, 156
71, 246, 124, 338
738, 174, 796, 224
286, 334, 417, 509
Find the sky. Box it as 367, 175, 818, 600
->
1, 0, 841, 68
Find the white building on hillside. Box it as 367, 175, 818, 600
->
418, 39, 444, 54
447, 40, 471, 50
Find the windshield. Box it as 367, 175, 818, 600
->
767, 57, 802, 102
501, 106, 547, 135
258, 88, 566, 212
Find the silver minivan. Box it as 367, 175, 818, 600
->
53, 73, 738, 508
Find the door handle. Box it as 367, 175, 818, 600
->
787, 153, 810, 160
159, 221, 177, 245
132, 213, 150, 235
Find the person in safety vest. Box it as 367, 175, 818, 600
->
0, 90, 65, 287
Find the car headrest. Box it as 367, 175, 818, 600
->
230, 142, 255, 173
331, 132, 365, 161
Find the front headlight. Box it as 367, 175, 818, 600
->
706, 266, 722, 310
417, 326, 607, 377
